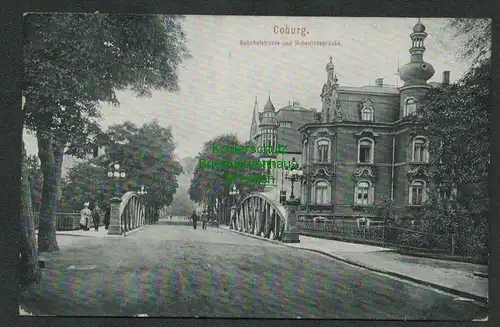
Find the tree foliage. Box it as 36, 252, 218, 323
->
444, 18, 491, 65
60, 162, 109, 212
404, 20, 491, 257
189, 134, 265, 216
23, 13, 190, 252
98, 120, 183, 211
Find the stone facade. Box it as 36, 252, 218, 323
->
249, 19, 448, 224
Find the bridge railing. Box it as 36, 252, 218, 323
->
116, 191, 146, 235
230, 192, 287, 240
31, 212, 81, 231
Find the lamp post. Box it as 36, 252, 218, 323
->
285, 157, 305, 200
107, 162, 127, 197
138, 185, 147, 224
229, 184, 240, 229
106, 162, 126, 235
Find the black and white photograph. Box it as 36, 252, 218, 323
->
19, 15, 490, 320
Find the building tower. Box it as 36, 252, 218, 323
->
258, 94, 279, 191
398, 19, 435, 118
320, 56, 341, 122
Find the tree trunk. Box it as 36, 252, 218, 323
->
20, 141, 41, 286
37, 133, 62, 252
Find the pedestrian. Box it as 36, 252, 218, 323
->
104, 204, 111, 230
191, 210, 199, 229
79, 202, 91, 231
202, 214, 208, 230
92, 204, 101, 231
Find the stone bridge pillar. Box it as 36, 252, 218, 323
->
282, 198, 300, 243
107, 197, 122, 235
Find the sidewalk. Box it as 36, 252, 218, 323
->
220, 226, 488, 304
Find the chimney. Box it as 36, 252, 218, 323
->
442, 71, 450, 86
375, 78, 383, 87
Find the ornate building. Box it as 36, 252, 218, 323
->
249, 19, 450, 224
298, 19, 450, 224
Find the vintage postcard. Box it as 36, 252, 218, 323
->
20, 15, 490, 320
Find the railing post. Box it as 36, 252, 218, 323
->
282, 198, 301, 243
451, 233, 455, 256
107, 197, 122, 235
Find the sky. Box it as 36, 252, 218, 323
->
23, 16, 474, 160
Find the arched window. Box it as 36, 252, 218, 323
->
358, 138, 374, 163
409, 180, 426, 205
405, 98, 417, 116
361, 107, 373, 121
314, 181, 330, 204
413, 137, 429, 162
316, 139, 330, 163
354, 181, 373, 205
302, 139, 308, 163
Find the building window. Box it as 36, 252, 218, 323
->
413, 137, 429, 162
438, 186, 457, 200
314, 181, 330, 204
355, 181, 373, 205
358, 138, 374, 163
361, 107, 373, 121
316, 139, 330, 163
280, 121, 292, 128
405, 98, 417, 116
409, 180, 426, 205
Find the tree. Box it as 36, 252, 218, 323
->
23, 154, 43, 212
444, 18, 491, 66
405, 19, 490, 257
98, 120, 183, 216
189, 134, 265, 221
20, 141, 41, 287
23, 13, 190, 252
60, 162, 109, 212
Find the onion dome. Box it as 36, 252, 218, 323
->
399, 61, 435, 85
413, 18, 426, 33
399, 19, 435, 86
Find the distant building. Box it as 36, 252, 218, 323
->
250, 19, 451, 224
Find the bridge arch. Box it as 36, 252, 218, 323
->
118, 191, 145, 234
230, 192, 287, 240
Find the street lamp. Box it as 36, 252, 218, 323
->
138, 185, 147, 224
107, 162, 126, 197
138, 185, 147, 196
285, 157, 304, 200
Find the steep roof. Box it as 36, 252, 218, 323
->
339, 85, 399, 95
275, 106, 317, 153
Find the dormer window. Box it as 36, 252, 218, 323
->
361, 107, 373, 122
280, 121, 292, 128
404, 98, 417, 116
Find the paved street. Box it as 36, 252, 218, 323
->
20, 223, 487, 319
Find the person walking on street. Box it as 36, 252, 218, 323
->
202, 213, 208, 230
103, 204, 111, 230
92, 204, 102, 231
79, 202, 91, 231
191, 210, 199, 229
